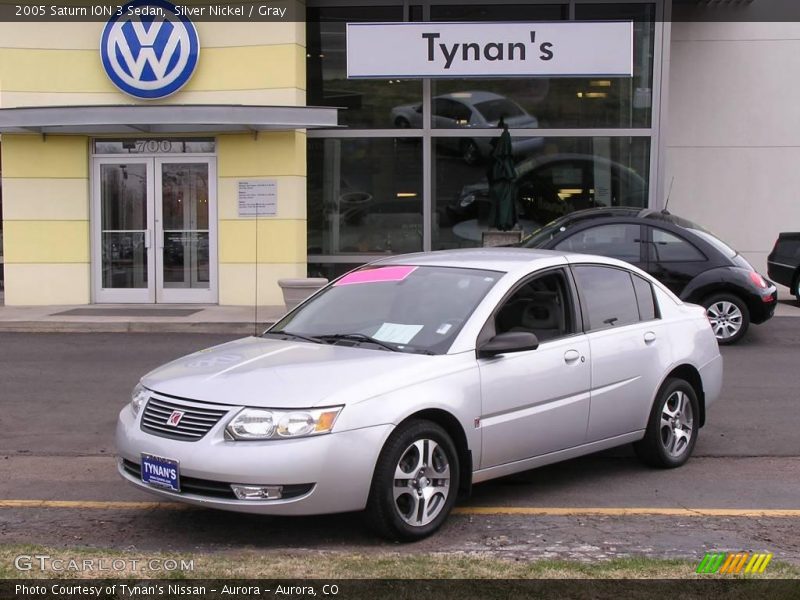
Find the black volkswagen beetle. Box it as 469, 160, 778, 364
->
518, 207, 777, 344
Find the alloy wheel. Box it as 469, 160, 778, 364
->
706, 300, 743, 340
660, 390, 694, 458
392, 438, 451, 527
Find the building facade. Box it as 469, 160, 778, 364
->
0, 0, 797, 306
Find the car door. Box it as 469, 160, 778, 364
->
477, 268, 591, 468
644, 226, 708, 296
570, 264, 668, 441
552, 222, 647, 271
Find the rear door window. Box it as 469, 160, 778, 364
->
631, 274, 658, 321
572, 265, 641, 331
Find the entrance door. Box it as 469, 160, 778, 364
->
93, 157, 217, 303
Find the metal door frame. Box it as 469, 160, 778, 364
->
91, 155, 218, 304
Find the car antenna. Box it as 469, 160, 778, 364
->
662, 176, 675, 215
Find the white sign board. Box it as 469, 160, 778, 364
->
347, 21, 633, 78
238, 180, 277, 217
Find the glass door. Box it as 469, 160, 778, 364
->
155, 157, 217, 303
92, 158, 155, 303
92, 156, 217, 304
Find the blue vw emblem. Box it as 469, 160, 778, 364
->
100, 0, 199, 100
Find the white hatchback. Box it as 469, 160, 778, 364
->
117, 249, 722, 540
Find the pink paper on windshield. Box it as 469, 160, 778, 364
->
335, 266, 418, 286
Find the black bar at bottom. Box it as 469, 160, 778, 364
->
2, 579, 799, 600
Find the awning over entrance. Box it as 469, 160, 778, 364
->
0, 104, 339, 134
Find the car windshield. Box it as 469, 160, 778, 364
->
267, 265, 501, 355
474, 99, 524, 122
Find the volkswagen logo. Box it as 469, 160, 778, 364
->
100, 0, 200, 100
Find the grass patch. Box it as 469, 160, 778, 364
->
1, 545, 798, 580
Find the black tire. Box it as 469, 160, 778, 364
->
634, 377, 700, 469
365, 420, 459, 542
703, 293, 750, 345
460, 139, 482, 165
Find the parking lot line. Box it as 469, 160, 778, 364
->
0, 500, 798, 517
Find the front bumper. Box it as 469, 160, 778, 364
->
116, 405, 392, 515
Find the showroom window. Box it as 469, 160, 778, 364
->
306, 1, 665, 276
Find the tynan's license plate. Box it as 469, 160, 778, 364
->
141, 453, 180, 492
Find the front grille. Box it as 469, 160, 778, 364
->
122, 460, 314, 500
140, 395, 229, 441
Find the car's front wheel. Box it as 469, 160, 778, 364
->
634, 377, 699, 469
365, 420, 459, 541
704, 293, 750, 344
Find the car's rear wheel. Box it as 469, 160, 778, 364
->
703, 293, 750, 344
634, 377, 699, 469
365, 420, 459, 541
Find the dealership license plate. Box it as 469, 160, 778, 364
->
141, 454, 180, 492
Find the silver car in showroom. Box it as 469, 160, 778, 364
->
117, 249, 722, 540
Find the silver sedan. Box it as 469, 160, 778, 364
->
116, 249, 723, 540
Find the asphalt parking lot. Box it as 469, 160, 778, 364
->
1, 317, 799, 563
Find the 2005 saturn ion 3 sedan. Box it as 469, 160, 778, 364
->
117, 249, 723, 541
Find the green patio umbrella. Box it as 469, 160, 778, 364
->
487, 119, 517, 231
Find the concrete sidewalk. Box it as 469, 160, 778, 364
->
0, 293, 288, 333
0, 289, 797, 334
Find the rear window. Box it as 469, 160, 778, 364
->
686, 228, 737, 259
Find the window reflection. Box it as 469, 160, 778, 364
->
307, 6, 422, 128
429, 3, 655, 129
308, 138, 423, 256
433, 137, 650, 250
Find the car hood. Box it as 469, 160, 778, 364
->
141, 336, 457, 409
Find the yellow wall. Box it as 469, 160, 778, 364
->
217, 132, 308, 305
0, 12, 308, 306
1, 135, 91, 305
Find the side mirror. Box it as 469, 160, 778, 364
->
478, 331, 539, 358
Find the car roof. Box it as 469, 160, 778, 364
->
440, 91, 506, 105
371, 248, 571, 273
547, 207, 707, 232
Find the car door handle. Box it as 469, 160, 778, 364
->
564, 350, 581, 364
644, 331, 657, 344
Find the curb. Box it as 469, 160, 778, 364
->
0, 322, 276, 334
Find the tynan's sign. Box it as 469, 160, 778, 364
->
347, 22, 633, 79
101, 0, 200, 99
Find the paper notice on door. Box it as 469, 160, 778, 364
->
373, 323, 423, 344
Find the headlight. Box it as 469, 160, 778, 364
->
130, 383, 149, 416
226, 406, 343, 441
